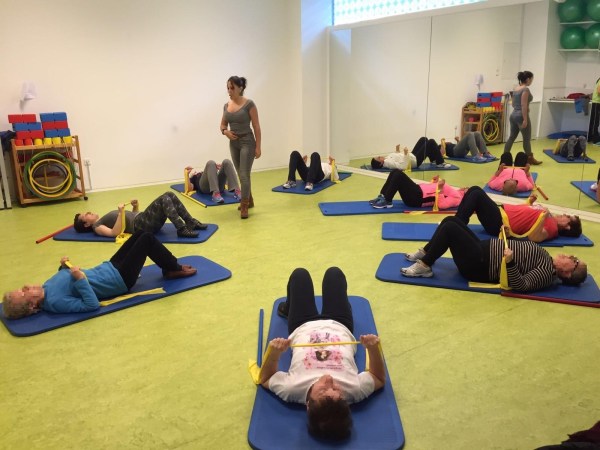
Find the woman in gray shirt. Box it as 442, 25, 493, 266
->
220, 76, 262, 219
504, 71, 542, 165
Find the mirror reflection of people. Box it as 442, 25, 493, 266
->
588, 76, 600, 145
504, 71, 542, 165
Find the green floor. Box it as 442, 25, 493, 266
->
1, 139, 599, 450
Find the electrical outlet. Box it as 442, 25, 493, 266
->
84, 159, 91, 167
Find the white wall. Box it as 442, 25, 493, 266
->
0, 0, 302, 190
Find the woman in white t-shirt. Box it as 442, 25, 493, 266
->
259, 267, 385, 441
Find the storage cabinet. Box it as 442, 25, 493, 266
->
10, 135, 87, 206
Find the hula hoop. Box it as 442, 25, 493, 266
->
23, 151, 76, 199
482, 114, 500, 143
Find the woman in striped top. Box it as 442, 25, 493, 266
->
401, 217, 587, 292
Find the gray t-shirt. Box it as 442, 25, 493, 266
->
223, 100, 256, 136
511, 87, 532, 113
92, 210, 137, 233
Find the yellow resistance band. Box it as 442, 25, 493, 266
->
431, 178, 440, 212
115, 203, 131, 245
100, 288, 166, 306
499, 207, 545, 239
248, 341, 382, 385
468, 226, 511, 290
181, 168, 207, 208
330, 159, 340, 183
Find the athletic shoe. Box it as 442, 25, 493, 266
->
567, 155, 574, 161
211, 192, 224, 204
401, 261, 433, 278
283, 180, 296, 189
473, 155, 486, 162
372, 197, 393, 209
177, 226, 200, 238
189, 219, 208, 230
233, 188, 242, 200
591, 182, 598, 191
369, 194, 384, 205
405, 248, 426, 262
305, 182, 314, 191
483, 152, 497, 160
437, 163, 452, 169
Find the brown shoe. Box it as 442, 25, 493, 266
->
164, 264, 197, 280
248, 193, 254, 208
240, 199, 249, 219
527, 154, 542, 165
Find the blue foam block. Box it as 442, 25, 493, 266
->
271, 173, 352, 194
381, 222, 593, 247
170, 184, 241, 206
248, 296, 405, 450
376, 253, 600, 305
44, 129, 59, 138
39, 113, 54, 122
27, 122, 42, 131
319, 200, 454, 216
360, 163, 459, 172
571, 181, 599, 203
12, 123, 29, 131
52, 223, 217, 244
0, 255, 232, 337
56, 128, 71, 137
482, 172, 538, 198
53, 112, 68, 121
542, 149, 595, 164
445, 155, 497, 164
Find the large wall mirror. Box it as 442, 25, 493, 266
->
330, 3, 598, 213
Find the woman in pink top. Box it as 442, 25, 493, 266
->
487, 151, 534, 195
370, 169, 465, 209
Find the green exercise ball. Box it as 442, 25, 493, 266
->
588, 0, 600, 21
561, 26, 586, 49
558, 0, 585, 22
585, 23, 600, 49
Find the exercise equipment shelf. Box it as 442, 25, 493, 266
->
10, 135, 87, 206
461, 107, 504, 145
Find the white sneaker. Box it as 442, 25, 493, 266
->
401, 261, 433, 278
591, 182, 598, 191
436, 163, 452, 169
283, 180, 296, 189
304, 182, 314, 191
405, 248, 426, 262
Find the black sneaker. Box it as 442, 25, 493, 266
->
277, 301, 289, 319
177, 226, 199, 238
190, 218, 208, 230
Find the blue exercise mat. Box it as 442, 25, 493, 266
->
319, 200, 455, 216
247, 296, 405, 450
376, 253, 600, 306
52, 223, 218, 244
571, 181, 599, 203
483, 172, 538, 198
542, 149, 595, 164
0, 255, 231, 337
381, 222, 594, 247
271, 173, 352, 195
360, 163, 459, 172
445, 155, 497, 164
170, 183, 241, 206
